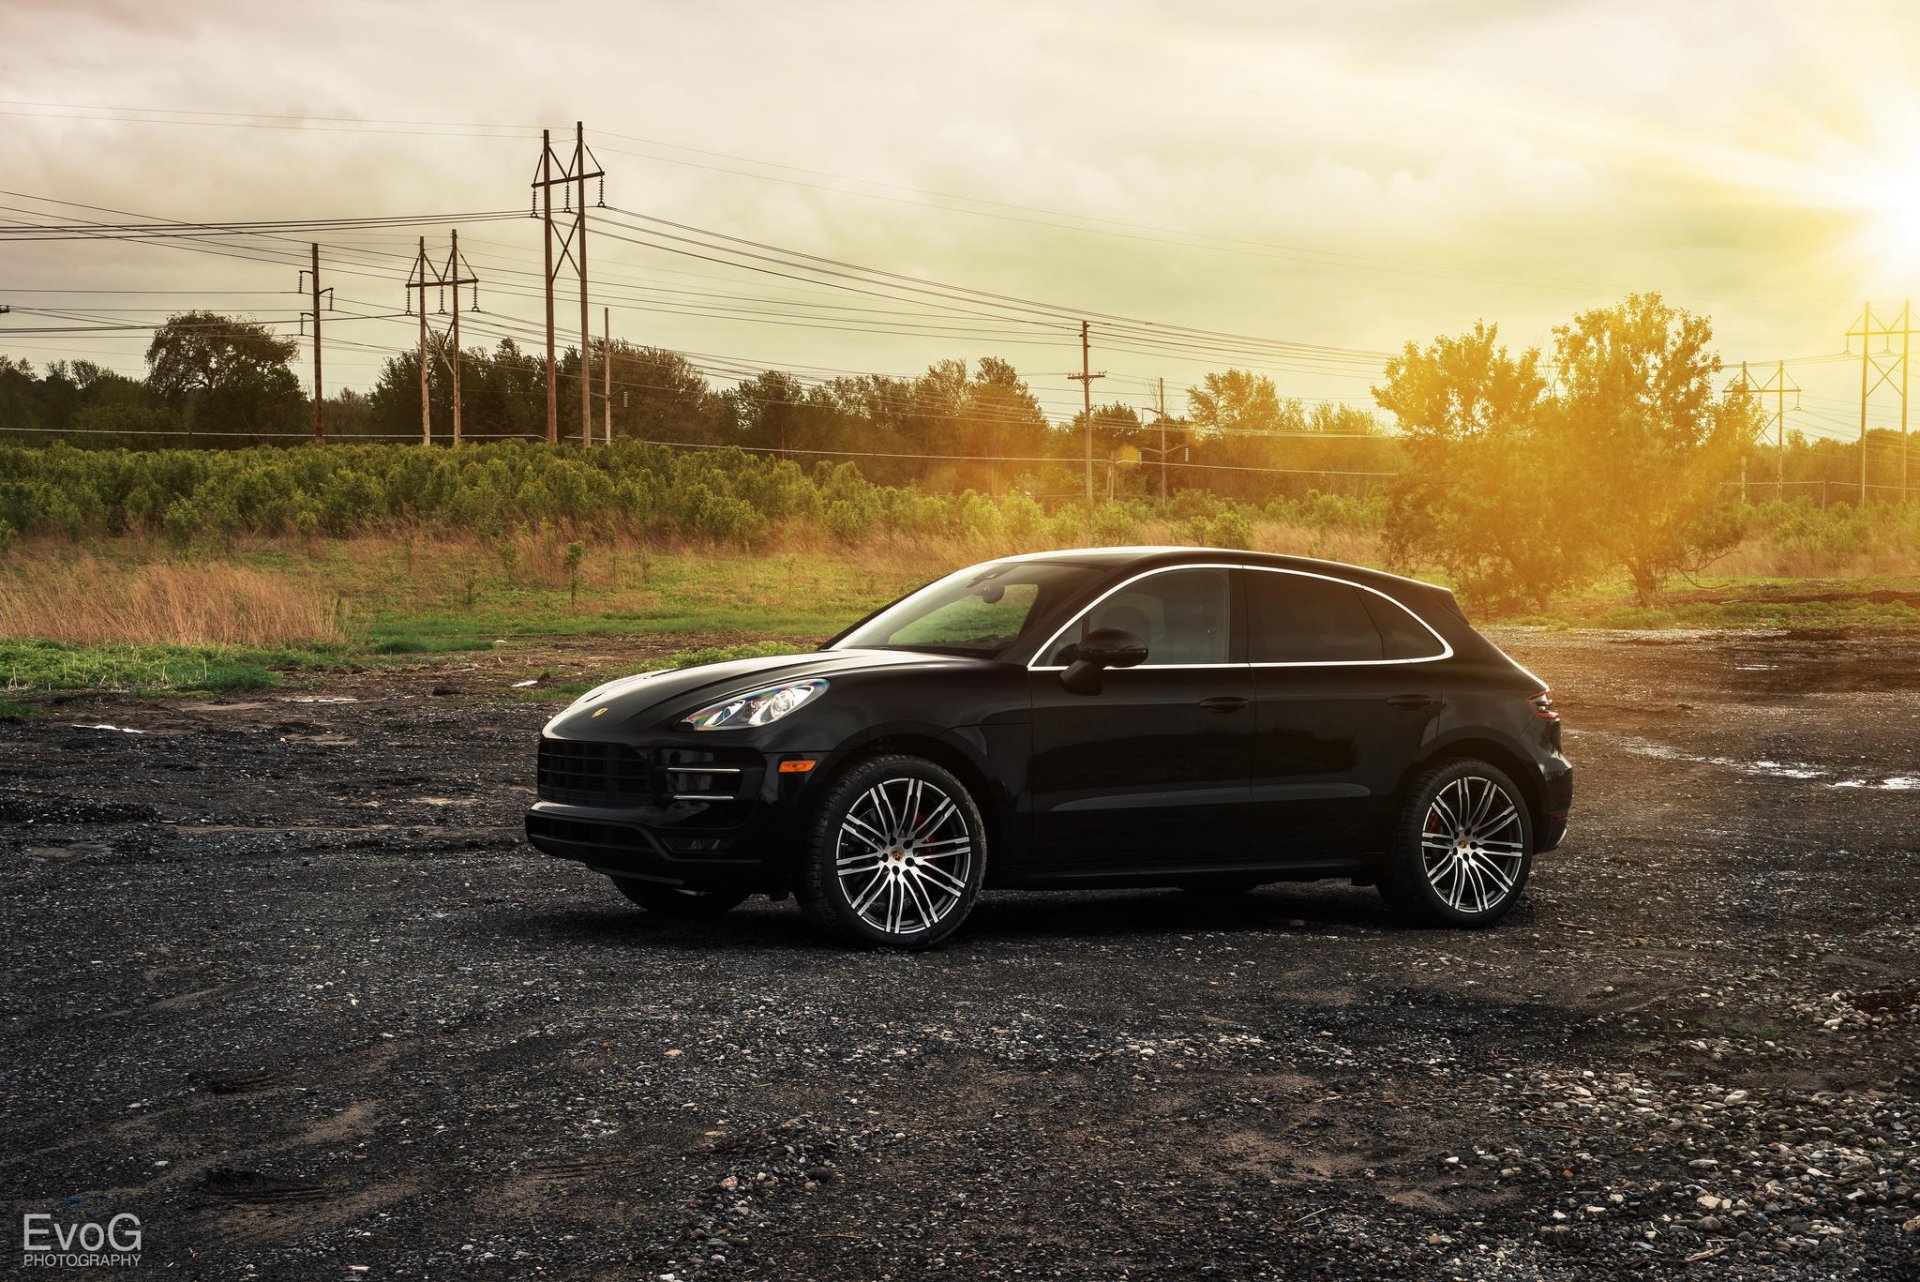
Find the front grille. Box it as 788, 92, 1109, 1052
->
537, 739, 655, 806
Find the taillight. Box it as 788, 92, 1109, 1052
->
1528, 689, 1559, 721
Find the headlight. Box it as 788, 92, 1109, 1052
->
682, 679, 828, 730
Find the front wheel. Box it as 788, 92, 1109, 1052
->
1377, 760, 1533, 927
796, 755, 986, 949
609, 878, 751, 918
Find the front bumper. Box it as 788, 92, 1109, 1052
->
524, 745, 837, 891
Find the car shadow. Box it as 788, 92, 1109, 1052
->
498, 881, 1406, 953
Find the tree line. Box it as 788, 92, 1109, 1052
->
1, 296, 1909, 607
0, 312, 1393, 500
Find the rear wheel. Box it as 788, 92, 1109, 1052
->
609, 878, 750, 918
1377, 760, 1532, 927
796, 754, 986, 949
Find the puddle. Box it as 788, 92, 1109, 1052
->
279, 695, 360, 704
279, 733, 357, 746
510, 679, 540, 688
67, 723, 146, 735
410, 796, 475, 807
1831, 777, 1920, 791
1588, 732, 1830, 780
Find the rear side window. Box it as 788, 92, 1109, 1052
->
1361, 591, 1446, 660
1249, 572, 1394, 663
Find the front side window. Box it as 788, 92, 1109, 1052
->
1046, 567, 1231, 666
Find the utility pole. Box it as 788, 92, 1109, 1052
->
1158, 377, 1167, 502
1066, 320, 1105, 505
531, 122, 604, 446
1726, 361, 1800, 502
602, 306, 612, 446
296, 242, 332, 443
449, 230, 465, 448
538, 130, 556, 443
1845, 302, 1918, 505
1138, 376, 1189, 504
416, 237, 430, 447
406, 233, 479, 447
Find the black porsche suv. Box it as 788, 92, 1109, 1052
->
526, 547, 1572, 947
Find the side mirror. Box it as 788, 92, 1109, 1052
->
1058, 627, 1148, 695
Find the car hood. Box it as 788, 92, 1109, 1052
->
543, 647, 980, 736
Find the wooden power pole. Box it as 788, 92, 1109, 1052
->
531, 122, 604, 446
1067, 320, 1105, 506
297, 243, 332, 443
406, 234, 478, 447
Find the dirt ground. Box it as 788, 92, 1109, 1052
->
2, 627, 1917, 1280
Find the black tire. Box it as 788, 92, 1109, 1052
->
1377, 759, 1533, 927
609, 878, 751, 918
795, 754, 987, 949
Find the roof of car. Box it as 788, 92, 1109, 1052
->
997, 546, 1449, 600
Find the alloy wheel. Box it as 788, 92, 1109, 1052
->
833, 776, 975, 936
1419, 775, 1525, 914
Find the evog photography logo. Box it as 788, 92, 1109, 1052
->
21, 1212, 142, 1268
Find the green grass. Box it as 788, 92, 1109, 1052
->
9, 536, 1920, 697
0, 638, 318, 693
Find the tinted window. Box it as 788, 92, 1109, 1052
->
1048, 567, 1231, 666
1249, 572, 1384, 663
1361, 591, 1446, 660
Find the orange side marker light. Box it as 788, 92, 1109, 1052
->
778, 759, 818, 774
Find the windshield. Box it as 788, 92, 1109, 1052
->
833, 561, 1104, 657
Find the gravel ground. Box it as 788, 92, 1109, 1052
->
2, 627, 1917, 1280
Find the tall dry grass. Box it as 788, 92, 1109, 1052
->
0, 556, 346, 647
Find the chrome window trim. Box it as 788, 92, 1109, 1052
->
1026, 562, 1452, 671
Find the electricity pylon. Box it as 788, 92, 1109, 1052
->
1724, 360, 1800, 501
406, 232, 479, 447
1845, 302, 1918, 503
531, 122, 604, 446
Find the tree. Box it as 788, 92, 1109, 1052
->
1373, 321, 1576, 608
1551, 293, 1755, 602
1186, 369, 1282, 440
1375, 299, 1757, 610
144, 311, 303, 443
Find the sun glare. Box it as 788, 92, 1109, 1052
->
1857, 146, 1920, 282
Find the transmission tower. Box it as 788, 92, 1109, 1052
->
406, 232, 480, 447
296, 243, 333, 443
531, 122, 604, 446
1845, 302, 1917, 503
1724, 360, 1801, 501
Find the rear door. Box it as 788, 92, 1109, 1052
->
1026, 565, 1254, 873
1246, 568, 1447, 863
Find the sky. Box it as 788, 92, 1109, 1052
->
5, 0, 1920, 442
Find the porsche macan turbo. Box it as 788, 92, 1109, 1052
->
526, 547, 1572, 947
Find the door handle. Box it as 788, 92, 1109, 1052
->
1386, 693, 1439, 710
1198, 696, 1250, 714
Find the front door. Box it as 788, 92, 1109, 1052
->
1025, 566, 1254, 874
